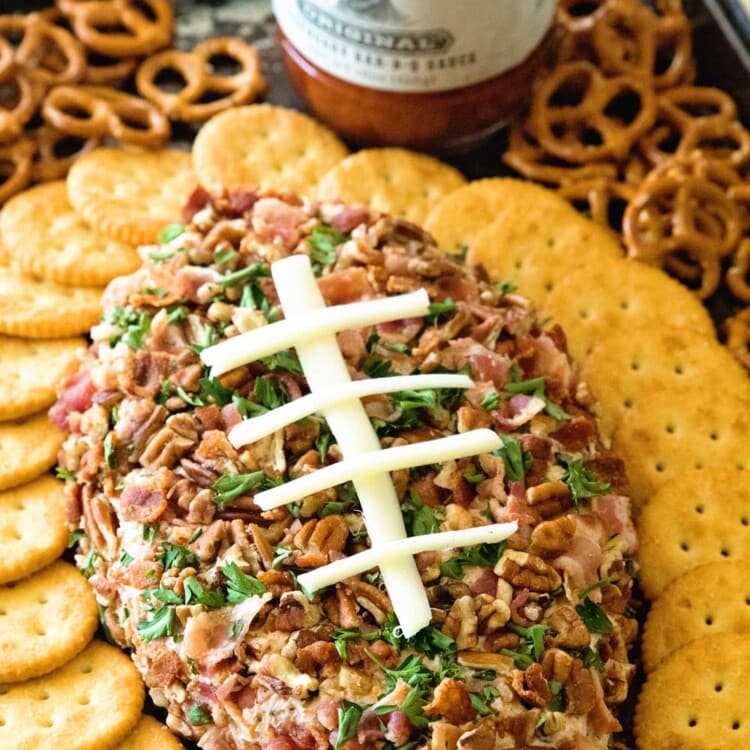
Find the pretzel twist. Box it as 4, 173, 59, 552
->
526, 60, 657, 163
623, 157, 743, 298
0, 137, 33, 205
0, 71, 42, 143
29, 125, 101, 182
42, 84, 170, 148
559, 177, 635, 236
57, 0, 173, 58
136, 37, 267, 122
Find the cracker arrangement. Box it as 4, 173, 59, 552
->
503, 0, 750, 372
0, 1, 265, 206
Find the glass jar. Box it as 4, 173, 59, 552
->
273, 0, 557, 152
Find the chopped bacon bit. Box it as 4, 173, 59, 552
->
182, 185, 212, 222
329, 206, 369, 233
319, 267, 373, 305
118, 486, 167, 524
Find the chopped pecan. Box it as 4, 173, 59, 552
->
141, 412, 197, 468
428, 722, 462, 750
525, 480, 572, 520
495, 550, 562, 592
456, 722, 496, 750
251, 524, 276, 570
567, 661, 597, 715
511, 663, 551, 708
457, 651, 514, 671
474, 593, 510, 633
277, 591, 321, 632
528, 515, 576, 558
295, 641, 341, 676
323, 587, 359, 630
423, 678, 476, 724
541, 648, 574, 684
443, 595, 478, 650
603, 659, 633, 705
294, 516, 349, 567
346, 580, 392, 624
257, 570, 295, 598
545, 604, 591, 649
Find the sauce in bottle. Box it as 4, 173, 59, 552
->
273, 0, 557, 151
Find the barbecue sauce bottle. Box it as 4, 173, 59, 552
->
273, 0, 557, 151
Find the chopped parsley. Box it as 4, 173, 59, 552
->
183, 576, 226, 608
427, 298, 457, 324
470, 685, 500, 717
272, 546, 293, 570
119, 549, 134, 567
188, 703, 213, 726
331, 628, 380, 659
222, 562, 267, 603
492, 434, 533, 484
336, 700, 364, 750
501, 623, 548, 669
495, 278, 517, 295
212, 471, 278, 508
104, 307, 152, 350
158, 223, 185, 244
559, 455, 611, 507
253, 375, 289, 411
260, 349, 303, 375
155, 542, 198, 570
80, 548, 98, 578
68, 528, 86, 548
440, 542, 506, 579
548, 680, 566, 712
309, 225, 348, 275
137, 605, 176, 641
575, 598, 613, 634
55, 466, 76, 481
166, 304, 187, 324
103, 433, 116, 469
217, 262, 270, 288
402, 490, 443, 536
505, 375, 571, 421
214, 246, 237, 266
142, 524, 157, 543
481, 390, 500, 410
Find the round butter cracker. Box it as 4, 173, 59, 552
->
1, 182, 140, 287
582, 325, 750, 440
67, 148, 197, 246
0, 412, 64, 492
193, 104, 347, 195
423, 178, 582, 252
635, 633, 750, 750
643, 560, 750, 673
0, 640, 144, 750
0, 335, 84, 422
468, 210, 621, 305
540, 259, 716, 361
0, 561, 98, 683
316, 148, 466, 225
0, 476, 67, 585
613, 388, 750, 507
639, 467, 750, 599
118, 715, 184, 749
0, 268, 102, 339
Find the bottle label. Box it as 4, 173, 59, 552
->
273, 0, 556, 93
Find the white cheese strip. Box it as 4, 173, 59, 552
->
271, 254, 431, 637
297, 522, 518, 594
228, 373, 473, 448
201, 286, 430, 376
255, 428, 502, 511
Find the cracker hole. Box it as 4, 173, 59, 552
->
0, 718, 4, 727
37, 597, 47, 605
77, 696, 91, 706
80, 665, 93, 674
680, 541, 690, 552
38, 691, 50, 701
35, 627, 46, 637
656, 462, 666, 472
630, 360, 640, 371
665, 424, 675, 434
39, 718, 53, 729
623, 398, 633, 408
733, 721, 741, 730
721, 548, 731, 558
688, 718, 698, 727
705, 616, 714, 625
742, 517, 748, 527
715, 683, 724, 692
695, 505, 704, 514
619, 300, 630, 310
578, 309, 589, 319
674, 365, 684, 374
710, 432, 719, 441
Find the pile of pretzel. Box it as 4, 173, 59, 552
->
0, 0, 266, 206
504, 0, 750, 369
